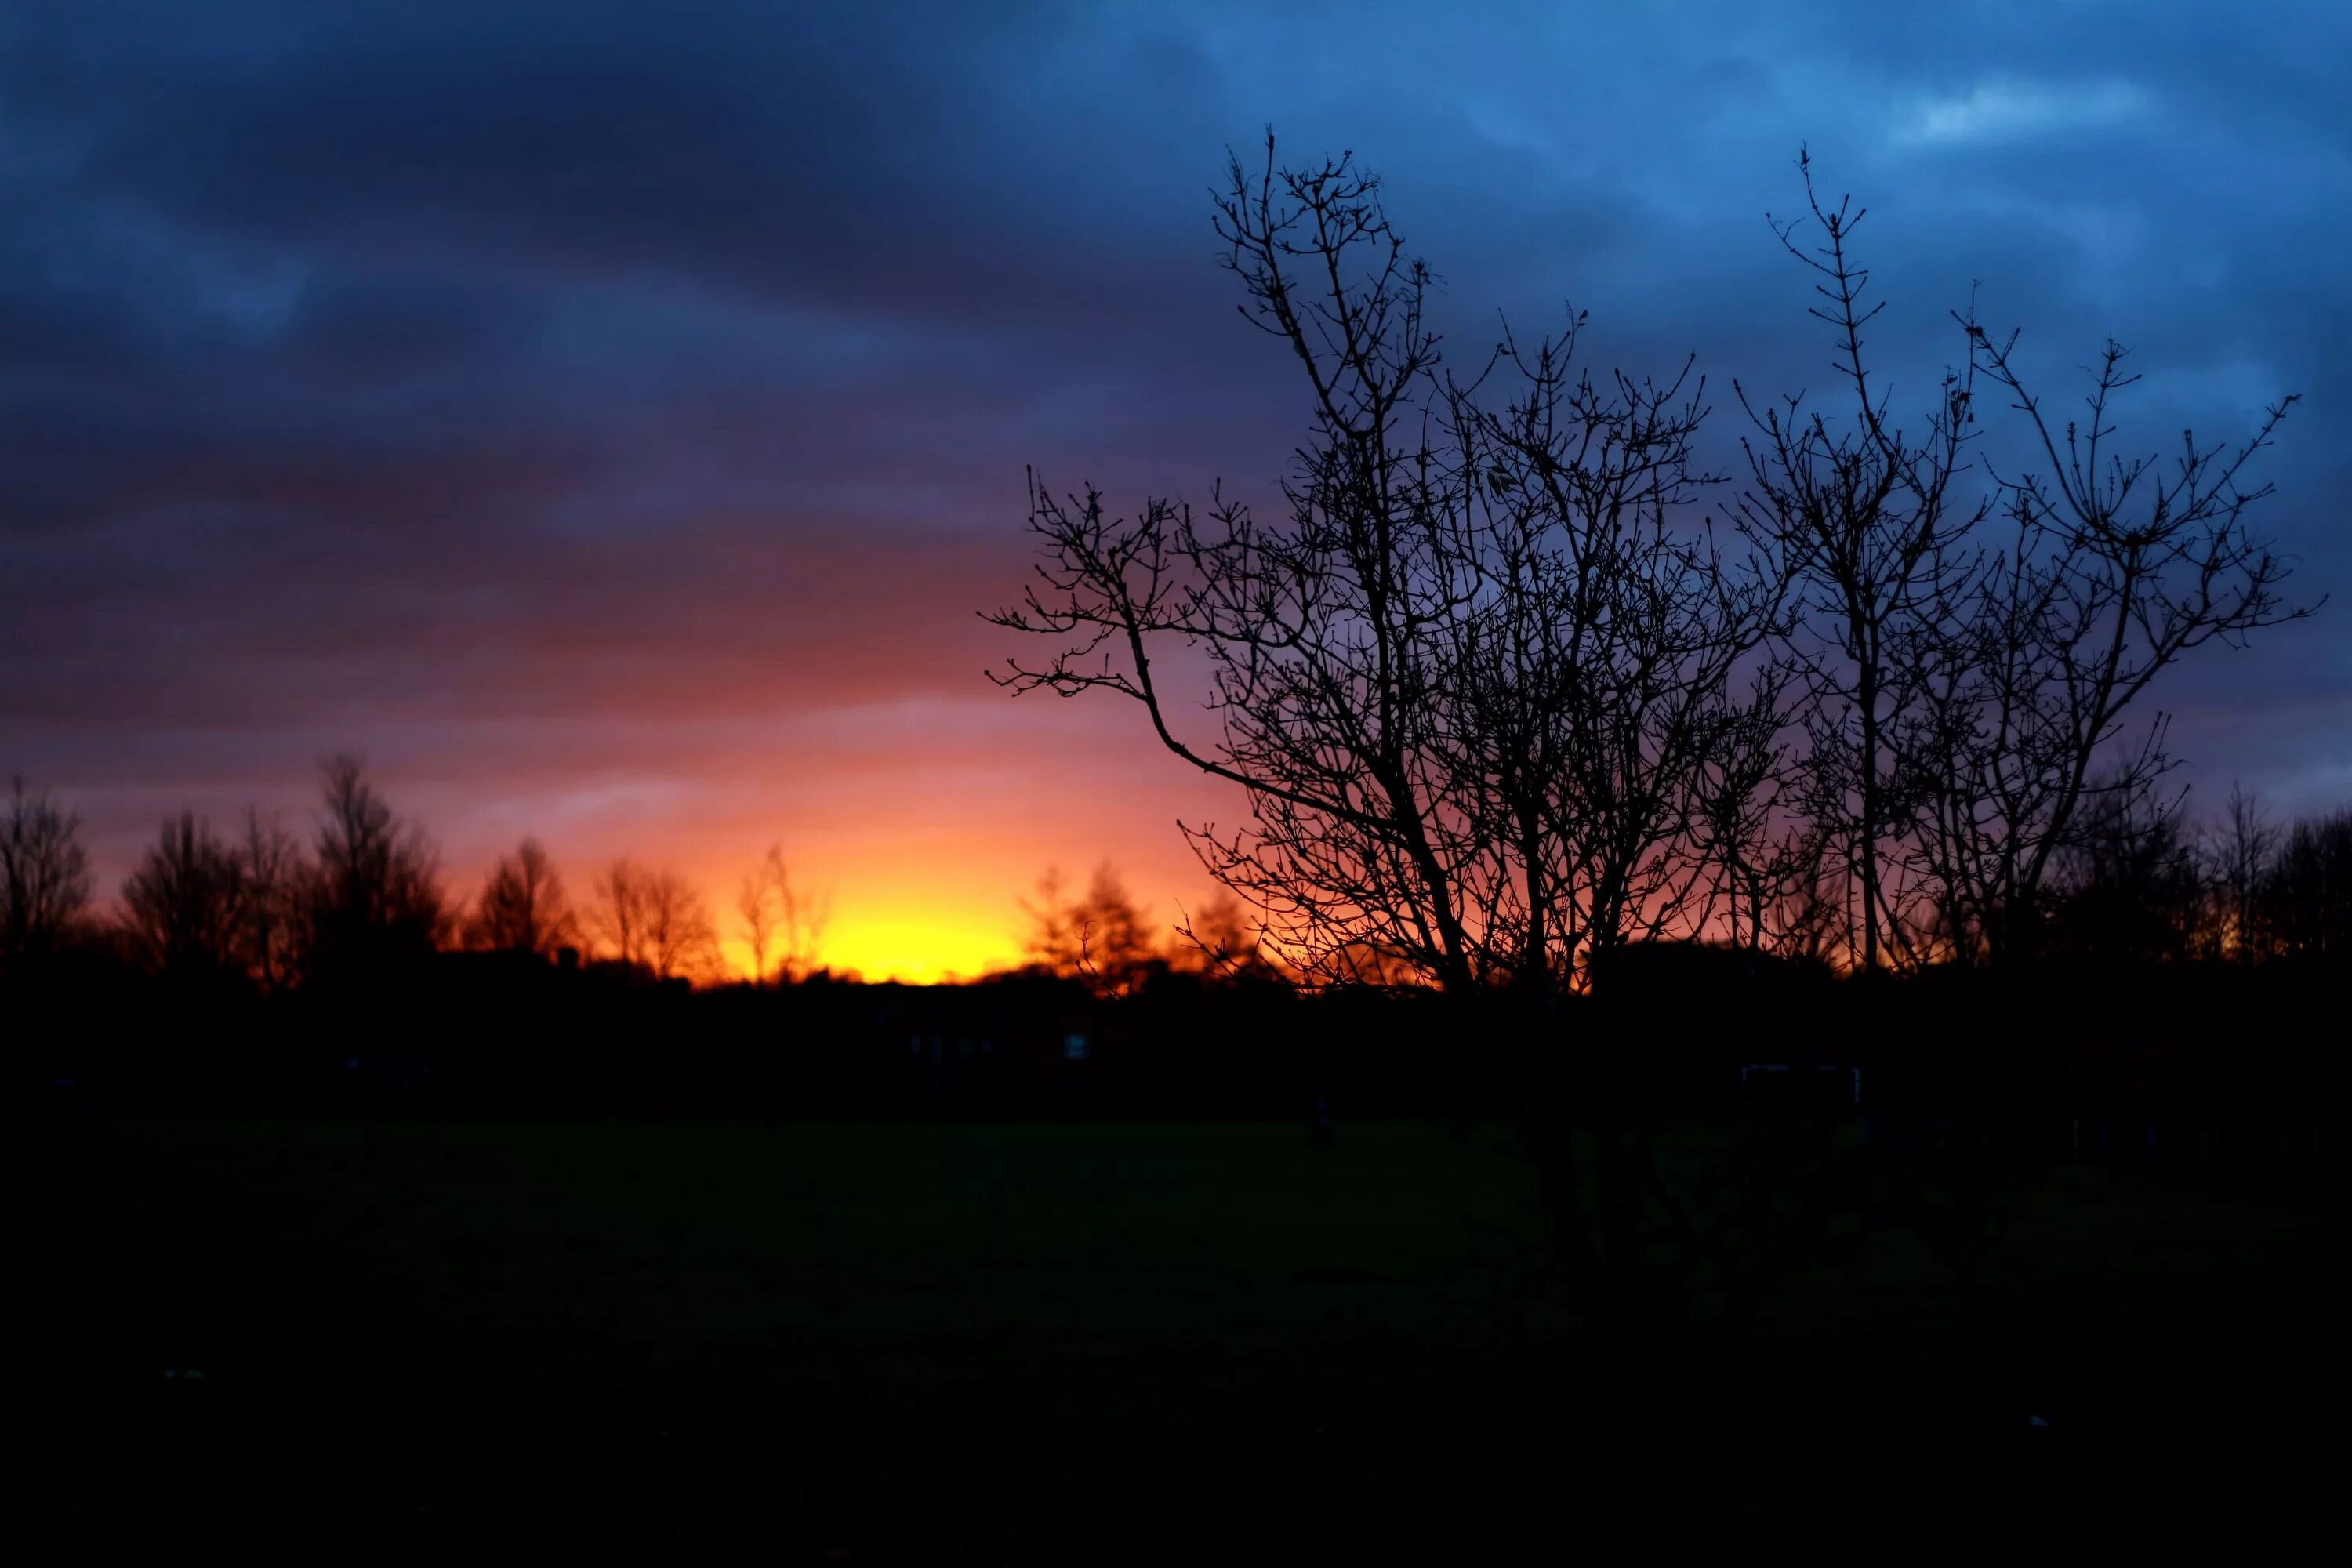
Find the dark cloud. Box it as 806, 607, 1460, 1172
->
4, 0, 2347, 909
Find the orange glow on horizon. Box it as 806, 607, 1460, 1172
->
74, 698, 1265, 989
715, 904, 1022, 985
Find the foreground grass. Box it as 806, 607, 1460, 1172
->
20, 1116, 2345, 1562
76, 1119, 1577, 1396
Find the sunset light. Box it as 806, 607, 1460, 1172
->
793, 912, 1011, 985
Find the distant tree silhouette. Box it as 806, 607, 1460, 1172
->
737, 859, 776, 984
2258, 808, 2352, 961
464, 838, 578, 957
591, 858, 721, 982
238, 809, 307, 989
122, 811, 249, 976
1076, 862, 1157, 993
738, 844, 829, 985
0, 775, 93, 969
590, 858, 647, 968
641, 868, 722, 983
2213, 786, 2278, 963
1172, 891, 1279, 982
1020, 862, 1160, 995
2042, 779, 2208, 964
301, 754, 448, 983
1018, 866, 1080, 977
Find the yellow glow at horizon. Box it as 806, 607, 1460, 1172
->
717, 912, 1018, 985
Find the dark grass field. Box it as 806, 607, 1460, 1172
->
16, 1115, 2346, 1563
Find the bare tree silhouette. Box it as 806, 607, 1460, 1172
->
2043, 777, 2207, 964
738, 844, 829, 985
1019, 862, 1159, 994
123, 811, 249, 976
985, 134, 2323, 1555
238, 809, 306, 990
737, 861, 777, 985
2259, 808, 2352, 961
0, 775, 93, 969
990, 140, 1484, 993
464, 838, 579, 957
303, 754, 448, 982
591, 858, 721, 982
2214, 786, 2278, 963
642, 868, 721, 983
1734, 150, 2312, 971
1456, 303, 1788, 988
985, 140, 1791, 1541
1916, 314, 2314, 963
1732, 149, 1989, 974
590, 858, 648, 968
990, 135, 1779, 996
1017, 866, 1079, 976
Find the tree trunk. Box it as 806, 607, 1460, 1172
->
1859, 659, 1881, 974
1523, 981, 1650, 1559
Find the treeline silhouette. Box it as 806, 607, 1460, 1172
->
2, 753, 2346, 1207
0, 755, 819, 990
0, 754, 1346, 1122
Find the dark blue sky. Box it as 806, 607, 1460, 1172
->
4, 1, 2346, 973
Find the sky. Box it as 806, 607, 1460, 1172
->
5, 0, 2348, 980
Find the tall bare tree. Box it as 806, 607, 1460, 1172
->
992, 136, 1777, 997
987, 143, 1799, 1537
1732, 149, 1989, 973
992, 140, 1486, 993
